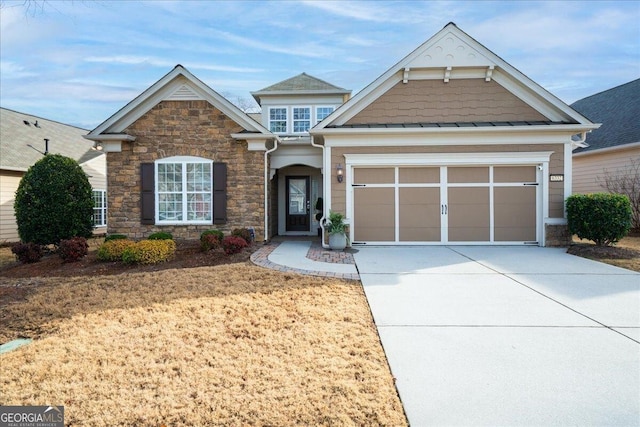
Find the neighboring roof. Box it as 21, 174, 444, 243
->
313, 22, 597, 133
0, 107, 102, 173
86, 65, 274, 140
571, 78, 640, 154
251, 72, 351, 104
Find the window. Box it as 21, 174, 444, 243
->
316, 106, 334, 123
292, 107, 311, 133
92, 190, 107, 227
269, 107, 287, 133
156, 157, 212, 223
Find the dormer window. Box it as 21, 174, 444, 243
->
293, 107, 311, 133
269, 107, 287, 133
316, 106, 334, 122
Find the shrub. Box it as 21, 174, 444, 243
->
231, 228, 253, 243
14, 154, 94, 246
121, 239, 177, 264
148, 232, 173, 240
97, 239, 136, 261
58, 237, 89, 262
200, 230, 224, 252
105, 234, 128, 242
11, 242, 43, 264
222, 236, 248, 255
566, 193, 632, 246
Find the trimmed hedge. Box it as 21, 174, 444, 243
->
11, 242, 43, 264
222, 236, 248, 255
231, 228, 253, 244
200, 230, 224, 252
105, 234, 128, 242
97, 239, 136, 261
148, 232, 173, 240
58, 237, 89, 262
566, 193, 632, 246
122, 239, 177, 264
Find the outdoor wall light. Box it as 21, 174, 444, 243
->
336, 163, 344, 183
92, 142, 104, 151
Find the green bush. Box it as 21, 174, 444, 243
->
97, 239, 136, 261
11, 242, 43, 264
566, 193, 632, 246
200, 230, 224, 252
222, 235, 248, 255
105, 234, 128, 242
231, 228, 253, 243
148, 232, 173, 240
14, 154, 94, 246
121, 239, 177, 264
58, 237, 89, 262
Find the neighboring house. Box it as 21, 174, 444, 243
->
571, 79, 640, 194
0, 108, 107, 243
85, 23, 598, 246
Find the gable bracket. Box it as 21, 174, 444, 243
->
485, 65, 494, 82
444, 66, 452, 83
403, 67, 410, 84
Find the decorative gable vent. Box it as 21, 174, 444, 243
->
166, 84, 203, 101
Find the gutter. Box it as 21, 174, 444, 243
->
310, 137, 329, 249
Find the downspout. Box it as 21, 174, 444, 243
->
310, 136, 329, 248
264, 137, 279, 243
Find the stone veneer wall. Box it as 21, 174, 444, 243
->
106, 100, 265, 240
545, 224, 570, 247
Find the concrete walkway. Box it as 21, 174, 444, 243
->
355, 246, 640, 426
250, 240, 359, 280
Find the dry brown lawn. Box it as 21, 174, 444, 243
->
0, 264, 407, 426
569, 234, 640, 272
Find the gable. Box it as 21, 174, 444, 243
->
316, 23, 595, 133
345, 79, 549, 125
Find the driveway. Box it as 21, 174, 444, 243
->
354, 246, 640, 426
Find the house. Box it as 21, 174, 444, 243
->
0, 108, 107, 243
571, 79, 640, 194
85, 23, 598, 246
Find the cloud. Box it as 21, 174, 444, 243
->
299, 0, 424, 24
209, 30, 336, 59
0, 61, 37, 79
84, 55, 263, 73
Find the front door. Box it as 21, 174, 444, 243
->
286, 176, 310, 232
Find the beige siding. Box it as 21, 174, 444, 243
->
0, 170, 23, 243
573, 147, 640, 194
347, 79, 549, 125
331, 144, 565, 218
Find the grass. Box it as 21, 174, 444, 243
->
0, 264, 406, 426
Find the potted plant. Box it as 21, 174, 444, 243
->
326, 210, 348, 250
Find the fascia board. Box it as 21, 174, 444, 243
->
573, 141, 640, 157
83, 133, 136, 142
313, 123, 598, 137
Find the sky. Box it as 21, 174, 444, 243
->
1, 0, 639, 130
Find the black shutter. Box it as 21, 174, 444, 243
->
140, 163, 155, 225
213, 162, 227, 224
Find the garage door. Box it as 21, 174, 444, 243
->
352, 165, 538, 244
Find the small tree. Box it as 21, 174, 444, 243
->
597, 158, 640, 231
14, 154, 94, 245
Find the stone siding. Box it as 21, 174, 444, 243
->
545, 224, 571, 247
106, 100, 265, 240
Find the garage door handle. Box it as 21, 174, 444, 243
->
441, 204, 448, 215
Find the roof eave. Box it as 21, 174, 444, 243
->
311, 123, 599, 136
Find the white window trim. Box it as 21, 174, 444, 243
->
155, 156, 213, 225
292, 106, 312, 134
268, 106, 288, 134
92, 189, 107, 227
